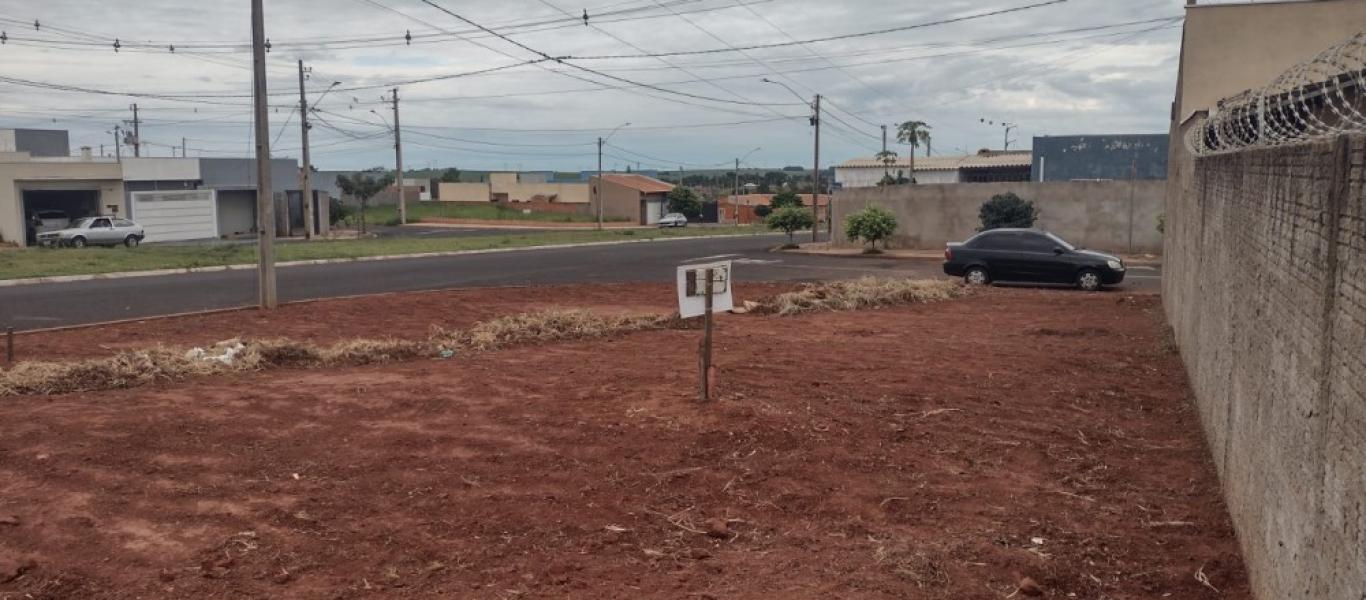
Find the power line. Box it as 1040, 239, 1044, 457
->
571, 0, 1069, 59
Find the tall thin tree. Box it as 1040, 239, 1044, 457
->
896, 121, 932, 184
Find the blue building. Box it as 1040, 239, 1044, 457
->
1031, 134, 1168, 182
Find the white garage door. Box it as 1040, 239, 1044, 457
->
131, 190, 218, 243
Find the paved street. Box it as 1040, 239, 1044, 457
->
0, 234, 1161, 330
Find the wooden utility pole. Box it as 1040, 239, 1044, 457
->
130, 104, 140, 157
811, 94, 821, 243
298, 60, 314, 239
112, 126, 122, 161
392, 88, 406, 226
251, 0, 277, 309
595, 136, 604, 230
733, 158, 740, 225
699, 268, 714, 403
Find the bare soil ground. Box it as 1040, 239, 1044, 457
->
0, 285, 1249, 599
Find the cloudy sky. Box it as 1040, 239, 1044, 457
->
0, 0, 1192, 172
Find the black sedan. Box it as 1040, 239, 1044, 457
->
942, 228, 1125, 291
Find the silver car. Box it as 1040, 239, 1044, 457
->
38, 217, 146, 248
658, 212, 688, 228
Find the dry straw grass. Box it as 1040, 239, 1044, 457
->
0, 280, 963, 397
755, 277, 967, 315
0, 310, 673, 397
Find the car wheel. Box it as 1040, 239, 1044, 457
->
1077, 269, 1103, 292
124, 235, 140, 248
70, 236, 87, 249
964, 266, 990, 286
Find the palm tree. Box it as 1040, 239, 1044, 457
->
874, 149, 898, 175
896, 121, 932, 184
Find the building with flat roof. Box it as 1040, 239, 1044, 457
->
834, 150, 1032, 189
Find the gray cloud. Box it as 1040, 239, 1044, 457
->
0, 0, 1187, 169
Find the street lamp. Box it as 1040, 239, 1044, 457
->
596, 122, 630, 230
763, 78, 821, 243
980, 118, 1018, 151
732, 146, 761, 225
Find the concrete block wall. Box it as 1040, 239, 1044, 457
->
1163, 134, 1364, 600
831, 180, 1165, 254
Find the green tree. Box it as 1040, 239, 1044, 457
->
667, 186, 703, 219
978, 192, 1039, 231
877, 172, 898, 187
439, 167, 462, 183
770, 189, 803, 209
336, 168, 394, 234
874, 149, 898, 174
896, 120, 932, 184
767, 206, 815, 247
753, 205, 773, 218
845, 206, 898, 252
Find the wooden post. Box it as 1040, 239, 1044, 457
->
699, 268, 714, 403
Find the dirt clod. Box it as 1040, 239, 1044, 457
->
0, 558, 36, 583
0, 515, 19, 526
1018, 576, 1044, 596
704, 518, 731, 539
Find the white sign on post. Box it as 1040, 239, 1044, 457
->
676, 261, 733, 318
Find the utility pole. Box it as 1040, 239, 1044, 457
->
298, 60, 314, 239
391, 88, 406, 225
811, 94, 821, 243
595, 136, 604, 230
112, 125, 122, 161
130, 104, 140, 157
250, 0, 277, 309
881, 124, 888, 175
733, 158, 740, 225
1003, 122, 1017, 151
181, 137, 187, 158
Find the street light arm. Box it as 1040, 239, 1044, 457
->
761, 78, 810, 107
603, 121, 631, 142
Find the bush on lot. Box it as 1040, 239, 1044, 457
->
844, 206, 898, 252
753, 205, 773, 218
770, 190, 803, 210
667, 187, 703, 219
767, 206, 815, 247
978, 192, 1038, 231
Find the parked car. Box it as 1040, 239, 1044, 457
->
658, 213, 688, 228
942, 228, 1125, 291
33, 210, 71, 234
37, 217, 146, 248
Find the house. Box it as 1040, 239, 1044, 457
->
1031, 134, 1169, 182
1, 128, 313, 247
593, 174, 675, 225
834, 150, 1032, 188
720, 193, 831, 225
0, 147, 124, 247
1167, 0, 1366, 178
437, 172, 590, 208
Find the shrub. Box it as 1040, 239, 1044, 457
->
978, 192, 1038, 231
767, 206, 815, 246
667, 187, 703, 219
770, 190, 803, 209
845, 206, 898, 252
753, 205, 773, 218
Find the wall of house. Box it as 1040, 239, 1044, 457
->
834, 167, 957, 188
0, 155, 125, 246
1163, 134, 1365, 600
596, 179, 644, 224
1, 129, 72, 157
198, 158, 300, 193
1032, 135, 1170, 182
832, 180, 1165, 254
499, 183, 590, 204
437, 182, 491, 202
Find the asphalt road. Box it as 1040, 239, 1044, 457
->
0, 234, 1162, 330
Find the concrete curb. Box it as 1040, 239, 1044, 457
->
775, 247, 1164, 267
0, 233, 778, 288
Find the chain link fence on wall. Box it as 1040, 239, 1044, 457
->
1188, 31, 1366, 156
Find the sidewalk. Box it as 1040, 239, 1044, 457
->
780, 242, 1163, 266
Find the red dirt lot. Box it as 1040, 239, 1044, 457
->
0, 286, 1249, 599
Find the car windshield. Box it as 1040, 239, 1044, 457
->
1044, 232, 1076, 251
666, 213, 683, 218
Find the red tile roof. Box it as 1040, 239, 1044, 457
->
598, 174, 675, 194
